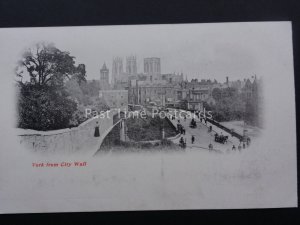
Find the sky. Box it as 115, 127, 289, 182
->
0, 22, 293, 83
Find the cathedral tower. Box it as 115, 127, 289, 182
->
100, 63, 109, 90
126, 55, 137, 75
112, 57, 123, 86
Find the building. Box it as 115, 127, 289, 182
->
100, 63, 110, 90
136, 82, 177, 106
99, 89, 128, 111
181, 79, 215, 104
112, 56, 137, 90
112, 57, 124, 86
128, 79, 138, 105
126, 55, 137, 75
171, 78, 218, 110
242, 78, 253, 99
161, 72, 184, 84
144, 57, 161, 82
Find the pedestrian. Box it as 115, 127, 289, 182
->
214, 133, 219, 142
238, 144, 242, 151
243, 142, 246, 149
177, 123, 180, 131
232, 145, 236, 151
180, 137, 184, 143
179, 137, 185, 148
191, 135, 195, 144
220, 132, 223, 139
94, 121, 100, 137
247, 137, 251, 146
208, 143, 213, 151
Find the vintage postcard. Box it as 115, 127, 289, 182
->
0, 22, 297, 213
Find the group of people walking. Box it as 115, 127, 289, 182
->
231, 137, 251, 152
176, 114, 252, 153
177, 120, 186, 135
179, 134, 196, 148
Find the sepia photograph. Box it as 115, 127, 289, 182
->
0, 22, 297, 213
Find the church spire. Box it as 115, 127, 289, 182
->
101, 62, 108, 71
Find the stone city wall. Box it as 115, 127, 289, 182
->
16, 116, 114, 154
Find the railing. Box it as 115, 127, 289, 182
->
205, 117, 244, 140
167, 106, 245, 141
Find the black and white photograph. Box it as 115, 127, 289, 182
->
0, 22, 297, 213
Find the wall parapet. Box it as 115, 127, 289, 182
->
16, 114, 114, 154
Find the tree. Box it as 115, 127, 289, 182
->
212, 88, 222, 100
80, 80, 100, 97
17, 83, 77, 130
210, 87, 245, 122
16, 42, 84, 131
73, 64, 87, 85
92, 97, 110, 112
65, 78, 84, 103
16, 42, 85, 87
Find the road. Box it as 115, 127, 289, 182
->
167, 109, 241, 153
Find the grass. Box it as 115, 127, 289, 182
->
125, 116, 177, 142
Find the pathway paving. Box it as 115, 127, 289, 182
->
167, 109, 241, 153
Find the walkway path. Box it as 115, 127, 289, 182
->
167, 109, 241, 153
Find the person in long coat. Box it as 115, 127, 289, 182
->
94, 121, 100, 137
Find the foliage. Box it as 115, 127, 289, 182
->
73, 64, 87, 85
92, 97, 110, 112
209, 87, 245, 122
65, 78, 84, 103
209, 85, 262, 127
16, 43, 86, 87
16, 42, 85, 131
212, 87, 222, 100
17, 83, 77, 130
126, 116, 176, 141
80, 80, 100, 97
65, 79, 109, 111
64, 79, 109, 124
160, 138, 173, 146
69, 104, 89, 127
